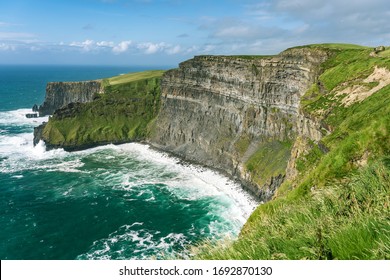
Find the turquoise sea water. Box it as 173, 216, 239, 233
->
0, 65, 257, 259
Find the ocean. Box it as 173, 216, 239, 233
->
0, 65, 257, 260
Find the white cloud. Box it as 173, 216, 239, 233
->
192, 0, 390, 56
136, 42, 186, 55
70, 39, 96, 52
69, 40, 117, 52
112, 40, 132, 54
30, 46, 41, 52
185, 45, 199, 54
63, 39, 185, 56
167, 45, 181, 55
249, 0, 390, 35
137, 42, 170, 54
0, 43, 16, 51
137, 42, 165, 54
97, 41, 115, 48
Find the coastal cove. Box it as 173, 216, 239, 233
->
0, 66, 258, 260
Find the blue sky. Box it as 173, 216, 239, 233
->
0, 0, 389, 66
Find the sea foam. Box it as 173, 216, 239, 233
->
1, 108, 258, 260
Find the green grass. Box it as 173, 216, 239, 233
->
301, 47, 390, 119
192, 158, 390, 259
308, 43, 369, 50
378, 48, 390, 58
106, 70, 165, 85
244, 140, 292, 187
41, 71, 164, 149
295, 140, 324, 173
319, 49, 389, 91
234, 134, 251, 156
288, 43, 369, 51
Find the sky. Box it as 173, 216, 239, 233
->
0, 0, 389, 66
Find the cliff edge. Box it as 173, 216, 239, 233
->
38, 80, 104, 116
33, 44, 390, 259
34, 71, 164, 150
149, 48, 329, 198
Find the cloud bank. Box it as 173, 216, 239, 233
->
0, 0, 389, 64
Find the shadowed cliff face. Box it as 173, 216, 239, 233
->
150, 48, 329, 199
38, 81, 103, 116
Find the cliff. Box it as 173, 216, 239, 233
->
35, 48, 331, 199
149, 48, 329, 198
194, 44, 390, 260
38, 81, 103, 116
33, 44, 390, 259
34, 71, 164, 150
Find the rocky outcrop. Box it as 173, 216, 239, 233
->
26, 113, 38, 118
34, 74, 162, 151
33, 123, 45, 146
38, 81, 103, 116
149, 48, 330, 199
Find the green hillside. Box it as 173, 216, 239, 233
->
40, 70, 164, 150
192, 45, 390, 260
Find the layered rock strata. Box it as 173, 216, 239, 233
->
34, 48, 331, 200
150, 48, 329, 198
38, 81, 103, 116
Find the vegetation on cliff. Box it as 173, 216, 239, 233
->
192, 44, 390, 259
244, 140, 292, 187
40, 70, 164, 150
35, 44, 389, 259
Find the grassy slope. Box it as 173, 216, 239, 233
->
193, 45, 390, 259
245, 140, 292, 187
42, 70, 164, 150
106, 70, 165, 85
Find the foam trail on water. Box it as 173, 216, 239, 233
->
0, 110, 258, 222
72, 143, 259, 259
112, 143, 258, 225
0, 108, 48, 126
1, 108, 258, 259
0, 109, 70, 173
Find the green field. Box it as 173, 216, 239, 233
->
105, 70, 166, 85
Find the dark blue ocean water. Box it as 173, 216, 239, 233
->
0, 65, 158, 112
0, 65, 257, 260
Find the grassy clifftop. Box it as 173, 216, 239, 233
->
40, 70, 164, 150
193, 44, 390, 259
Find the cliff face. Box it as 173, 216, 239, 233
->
32, 45, 390, 259
38, 81, 103, 116
34, 48, 331, 199
34, 71, 163, 151
149, 48, 329, 198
